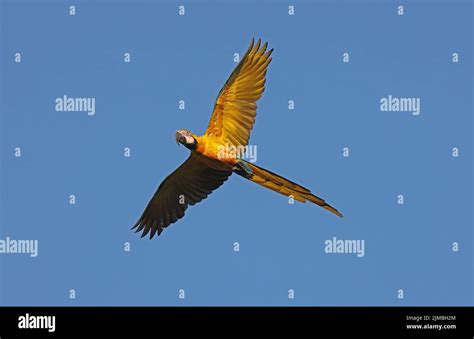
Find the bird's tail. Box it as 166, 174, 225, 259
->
233, 160, 343, 218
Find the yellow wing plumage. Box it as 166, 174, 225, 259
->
204, 38, 273, 147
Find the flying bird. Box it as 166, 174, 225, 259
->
133, 38, 342, 239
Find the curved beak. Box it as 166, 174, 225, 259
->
175, 132, 184, 146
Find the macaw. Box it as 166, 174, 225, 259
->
133, 39, 342, 239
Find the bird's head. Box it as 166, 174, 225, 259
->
175, 129, 197, 149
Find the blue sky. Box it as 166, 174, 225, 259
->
0, 0, 472, 306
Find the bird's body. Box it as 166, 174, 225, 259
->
195, 135, 238, 168
133, 39, 342, 239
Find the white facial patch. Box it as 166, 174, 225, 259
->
184, 135, 194, 144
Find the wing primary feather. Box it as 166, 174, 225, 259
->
132, 154, 232, 237
204, 39, 273, 146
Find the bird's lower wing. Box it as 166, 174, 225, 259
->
233, 160, 343, 218
133, 153, 232, 238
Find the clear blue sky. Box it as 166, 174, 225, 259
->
0, 0, 472, 306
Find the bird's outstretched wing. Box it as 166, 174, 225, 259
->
132, 153, 231, 238
204, 38, 273, 147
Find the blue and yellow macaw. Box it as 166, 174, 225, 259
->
133, 39, 342, 238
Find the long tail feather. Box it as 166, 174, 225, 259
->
233, 160, 343, 218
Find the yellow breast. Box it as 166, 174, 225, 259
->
195, 135, 237, 166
